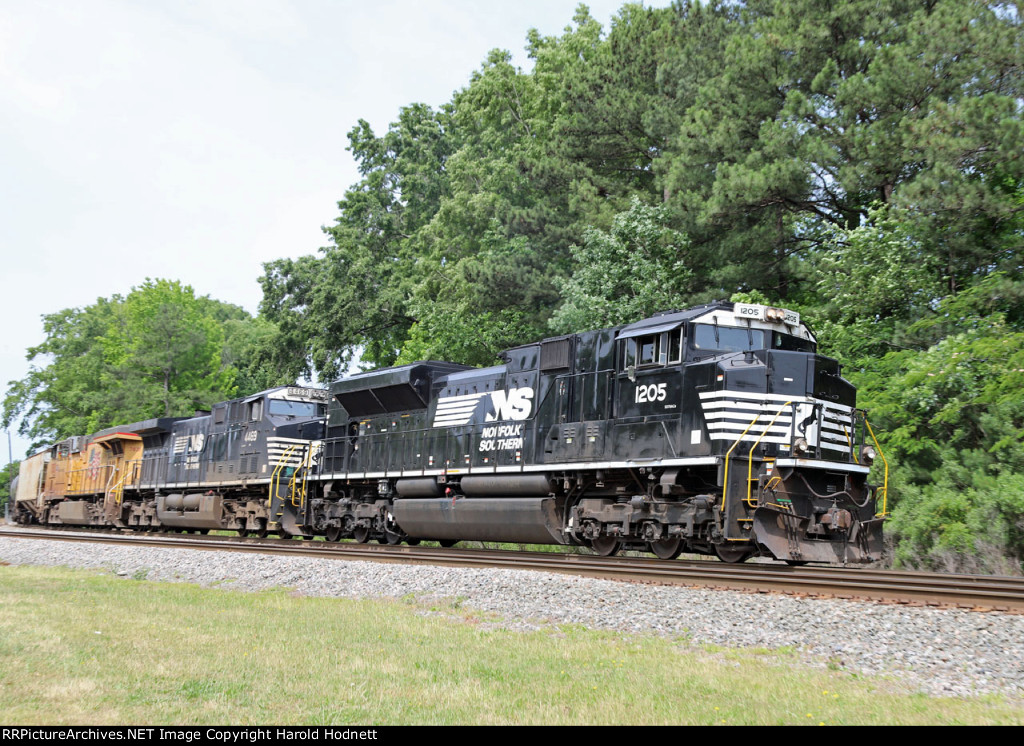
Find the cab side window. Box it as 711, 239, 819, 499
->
637, 333, 668, 367
622, 329, 683, 370
623, 338, 638, 369
638, 334, 660, 366
667, 330, 683, 364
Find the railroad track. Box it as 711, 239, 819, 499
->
3, 525, 1023, 613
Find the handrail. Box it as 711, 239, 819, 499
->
268, 444, 298, 511
843, 425, 858, 464
107, 460, 143, 507
108, 471, 129, 507
863, 416, 890, 516
722, 409, 773, 512
65, 464, 115, 496
745, 401, 793, 507
288, 444, 315, 508
104, 466, 117, 504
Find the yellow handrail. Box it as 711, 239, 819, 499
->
745, 401, 793, 507
268, 444, 299, 511
287, 444, 316, 508
863, 417, 890, 516
106, 460, 142, 508
722, 405, 784, 512
843, 426, 858, 464
108, 471, 129, 507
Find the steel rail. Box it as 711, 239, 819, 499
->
2, 526, 1022, 612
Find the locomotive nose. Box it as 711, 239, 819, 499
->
767, 350, 855, 408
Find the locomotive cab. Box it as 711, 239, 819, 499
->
154, 385, 328, 535
568, 303, 883, 563
676, 305, 881, 563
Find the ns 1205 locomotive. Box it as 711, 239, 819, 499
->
312, 301, 887, 564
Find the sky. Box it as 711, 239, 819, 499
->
1, 0, 671, 459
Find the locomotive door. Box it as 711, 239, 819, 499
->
614, 324, 684, 461
239, 397, 264, 477
615, 323, 682, 419
543, 373, 580, 462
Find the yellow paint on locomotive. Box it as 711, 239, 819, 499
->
29, 433, 144, 502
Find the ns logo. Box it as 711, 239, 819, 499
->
485, 387, 534, 422
433, 386, 535, 427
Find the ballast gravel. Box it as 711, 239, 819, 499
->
1, 534, 1022, 701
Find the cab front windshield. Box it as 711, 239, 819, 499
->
692, 324, 765, 352
267, 399, 323, 417
692, 324, 815, 353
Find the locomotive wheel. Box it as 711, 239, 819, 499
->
324, 527, 342, 542
438, 539, 459, 548
714, 545, 752, 564
353, 526, 371, 544
590, 536, 620, 557
785, 559, 808, 567
254, 520, 269, 539
649, 537, 683, 560
383, 530, 403, 545
237, 528, 249, 538
406, 538, 421, 546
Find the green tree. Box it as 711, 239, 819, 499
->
551, 198, 694, 332
1, 459, 19, 516
260, 103, 456, 377
3, 280, 279, 449
221, 315, 299, 396
100, 279, 235, 420
395, 234, 561, 366
261, 13, 616, 373
661, 0, 1022, 300
845, 275, 1024, 573
557, 2, 734, 209
392, 39, 586, 365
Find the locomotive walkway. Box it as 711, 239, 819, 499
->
3, 525, 1023, 613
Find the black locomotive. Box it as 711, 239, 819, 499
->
11, 386, 327, 539
12, 302, 886, 564
310, 301, 885, 563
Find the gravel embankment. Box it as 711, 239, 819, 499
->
1, 534, 1022, 701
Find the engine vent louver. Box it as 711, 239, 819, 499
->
540, 338, 572, 371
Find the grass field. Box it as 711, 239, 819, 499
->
0, 563, 1021, 725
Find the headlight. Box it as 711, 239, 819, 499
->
860, 445, 876, 465
793, 437, 809, 455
